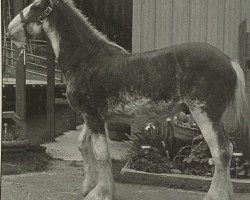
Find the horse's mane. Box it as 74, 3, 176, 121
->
54, 0, 126, 51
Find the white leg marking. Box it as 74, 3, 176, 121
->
190, 108, 220, 160
84, 134, 115, 200
190, 107, 234, 200
78, 124, 98, 196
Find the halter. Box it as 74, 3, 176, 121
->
19, 0, 57, 50
19, 11, 32, 50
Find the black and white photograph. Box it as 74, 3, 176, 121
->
1, 0, 250, 199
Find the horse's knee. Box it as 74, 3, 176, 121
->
91, 134, 110, 162
78, 124, 90, 152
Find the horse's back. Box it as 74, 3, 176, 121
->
67, 42, 237, 123
119, 42, 237, 121
137, 42, 232, 69
127, 42, 236, 99
161, 42, 237, 120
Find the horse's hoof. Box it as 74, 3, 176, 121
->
82, 178, 98, 197
203, 191, 234, 200
84, 183, 114, 200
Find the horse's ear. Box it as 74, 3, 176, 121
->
43, 0, 55, 7
49, 0, 62, 7
49, 0, 54, 7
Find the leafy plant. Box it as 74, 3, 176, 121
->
127, 147, 173, 173
173, 139, 213, 176
230, 134, 250, 179
125, 122, 174, 157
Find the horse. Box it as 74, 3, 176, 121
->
7, 0, 246, 199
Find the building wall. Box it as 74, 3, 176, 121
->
133, 0, 250, 155
132, 0, 250, 59
247, 34, 250, 144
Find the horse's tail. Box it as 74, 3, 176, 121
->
221, 59, 247, 130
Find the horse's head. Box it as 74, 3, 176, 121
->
7, 0, 56, 48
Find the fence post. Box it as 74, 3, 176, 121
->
46, 40, 55, 141
15, 46, 27, 140
3, 35, 7, 74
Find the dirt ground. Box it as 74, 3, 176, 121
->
2, 159, 250, 200
2, 127, 250, 200
2, 104, 250, 200
42, 126, 132, 161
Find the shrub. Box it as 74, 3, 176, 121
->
127, 147, 173, 173
125, 122, 174, 157
174, 139, 213, 176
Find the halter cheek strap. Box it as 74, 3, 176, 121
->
18, 0, 63, 50
20, 11, 31, 50
18, 3, 54, 50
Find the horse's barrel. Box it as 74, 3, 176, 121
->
106, 122, 131, 141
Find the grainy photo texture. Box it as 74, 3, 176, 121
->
2, 0, 250, 200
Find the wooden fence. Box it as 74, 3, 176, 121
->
2, 47, 27, 141
2, 38, 63, 83
2, 0, 76, 143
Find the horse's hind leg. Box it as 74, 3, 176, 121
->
189, 106, 234, 200
84, 117, 115, 200
78, 123, 98, 196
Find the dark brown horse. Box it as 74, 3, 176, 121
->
8, 0, 246, 199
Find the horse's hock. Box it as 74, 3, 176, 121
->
106, 122, 131, 141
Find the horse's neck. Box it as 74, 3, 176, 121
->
43, 2, 128, 76
45, 22, 126, 77
57, 33, 103, 75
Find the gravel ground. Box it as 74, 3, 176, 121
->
43, 124, 132, 161
2, 126, 250, 200
2, 161, 250, 200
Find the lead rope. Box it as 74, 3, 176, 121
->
19, 11, 32, 52
23, 45, 26, 65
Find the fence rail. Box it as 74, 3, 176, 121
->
27, 53, 46, 60
2, 38, 64, 83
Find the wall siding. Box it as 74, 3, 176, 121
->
207, 0, 225, 50
189, 0, 207, 42
132, 0, 250, 59
155, 0, 173, 49
247, 33, 250, 89
132, 0, 142, 53
172, 0, 190, 45
132, 0, 250, 145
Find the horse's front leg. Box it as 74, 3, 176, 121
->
84, 117, 115, 200
78, 123, 98, 196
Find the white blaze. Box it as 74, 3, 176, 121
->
8, 4, 33, 48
